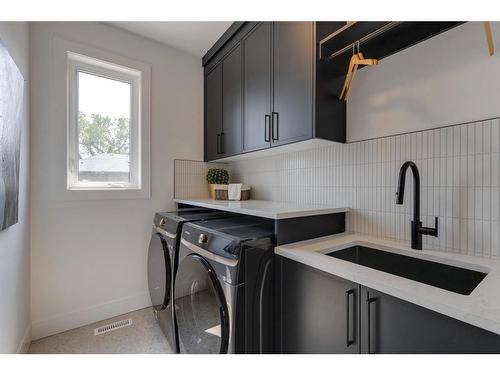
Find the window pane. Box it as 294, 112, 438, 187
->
77, 71, 131, 184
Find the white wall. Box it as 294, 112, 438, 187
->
30, 22, 203, 339
0, 22, 31, 353
347, 22, 500, 142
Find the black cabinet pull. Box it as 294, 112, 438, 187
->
346, 289, 355, 347
220, 132, 225, 154
264, 114, 271, 142
367, 292, 376, 354
271, 112, 279, 141
216, 133, 221, 154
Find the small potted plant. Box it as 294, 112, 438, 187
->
206, 168, 229, 200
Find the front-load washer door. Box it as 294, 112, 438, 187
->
148, 233, 171, 311
174, 254, 229, 354
147, 232, 177, 352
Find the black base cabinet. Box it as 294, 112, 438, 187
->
278, 257, 360, 354
360, 286, 500, 354
278, 257, 500, 354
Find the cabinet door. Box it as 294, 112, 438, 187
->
242, 22, 272, 152
205, 64, 222, 161
221, 44, 242, 157
361, 286, 500, 354
279, 257, 359, 354
271, 22, 314, 147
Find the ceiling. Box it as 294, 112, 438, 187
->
109, 22, 233, 58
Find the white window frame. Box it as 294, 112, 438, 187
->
67, 52, 142, 191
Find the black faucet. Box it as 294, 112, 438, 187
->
396, 161, 438, 250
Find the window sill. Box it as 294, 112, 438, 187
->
52, 186, 151, 201
67, 186, 141, 191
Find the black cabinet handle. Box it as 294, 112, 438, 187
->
346, 289, 355, 347
216, 133, 221, 154
367, 292, 376, 354
271, 112, 279, 141
220, 132, 225, 154
264, 114, 271, 142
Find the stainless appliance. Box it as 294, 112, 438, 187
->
147, 209, 234, 352
175, 216, 275, 353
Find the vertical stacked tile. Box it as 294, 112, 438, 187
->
228, 118, 500, 258
173, 159, 231, 199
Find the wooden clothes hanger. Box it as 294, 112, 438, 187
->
483, 22, 494, 56
340, 23, 493, 101
339, 43, 378, 100
345, 51, 379, 97
339, 46, 363, 100
339, 52, 360, 99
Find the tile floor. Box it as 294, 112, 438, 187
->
29, 307, 173, 354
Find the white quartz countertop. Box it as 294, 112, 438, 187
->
276, 233, 500, 335
173, 198, 349, 220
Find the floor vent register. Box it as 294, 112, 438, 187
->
94, 318, 133, 336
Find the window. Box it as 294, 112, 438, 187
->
67, 52, 141, 190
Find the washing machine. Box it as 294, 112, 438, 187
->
174, 216, 275, 354
147, 208, 235, 353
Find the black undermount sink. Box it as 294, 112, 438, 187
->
326, 246, 487, 295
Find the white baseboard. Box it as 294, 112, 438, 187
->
31, 292, 151, 340
16, 324, 32, 354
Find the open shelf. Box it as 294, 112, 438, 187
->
319, 22, 464, 78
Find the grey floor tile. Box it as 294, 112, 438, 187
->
29, 307, 173, 354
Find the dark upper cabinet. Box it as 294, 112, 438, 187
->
205, 21, 344, 161
242, 22, 272, 153
205, 44, 243, 160
278, 257, 360, 354
205, 64, 222, 161
203, 22, 462, 161
242, 22, 314, 152
360, 286, 500, 354
271, 22, 314, 147
221, 44, 242, 157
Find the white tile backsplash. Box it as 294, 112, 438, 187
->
174, 159, 230, 200
173, 119, 500, 258
227, 118, 500, 258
